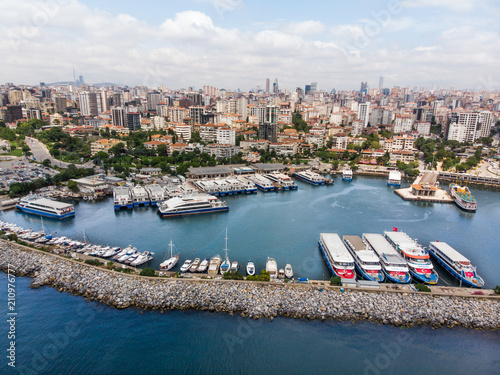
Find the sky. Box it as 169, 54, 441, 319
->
0, 0, 499, 91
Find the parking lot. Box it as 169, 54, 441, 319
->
0, 156, 59, 190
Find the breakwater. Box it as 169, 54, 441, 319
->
1, 241, 499, 329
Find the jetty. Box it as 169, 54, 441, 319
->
395, 172, 453, 203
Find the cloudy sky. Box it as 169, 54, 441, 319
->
1, 0, 499, 91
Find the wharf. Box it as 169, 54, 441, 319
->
395, 173, 453, 203
394, 188, 453, 203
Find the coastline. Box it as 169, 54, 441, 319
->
1, 240, 499, 330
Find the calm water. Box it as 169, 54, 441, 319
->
1, 176, 500, 374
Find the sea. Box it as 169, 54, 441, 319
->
1, 175, 499, 374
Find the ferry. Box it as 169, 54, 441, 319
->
384, 231, 439, 285
428, 242, 484, 288
265, 257, 278, 279
449, 183, 477, 212
145, 184, 165, 206
343, 235, 384, 282
131, 185, 150, 206
342, 168, 353, 181
294, 170, 326, 185
158, 194, 229, 217
249, 174, 275, 191
113, 187, 133, 209
16, 195, 75, 219
265, 172, 298, 190
362, 233, 411, 284
318, 233, 356, 280
207, 254, 222, 276
387, 170, 402, 187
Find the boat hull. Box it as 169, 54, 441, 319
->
354, 262, 385, 282
294, 174, 325, 185
318, 241, 356, 280
409, 268, 439, 285
429, 251, 484, 288
383, 269, 411, 284
16, 205, 75, 220
159, 206, 229, 217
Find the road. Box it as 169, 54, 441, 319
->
25, 137, 94, 169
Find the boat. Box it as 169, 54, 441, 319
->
343, 235, 384, 282
249, 174, 275, 191
131, 185, 150, 206
294, 170, 326, 185
265, 257, 278, 279
428, 241, 484, 288
113, 246, 133, 260
318, 233, 356, 280
207, 254, 222, 276
190, 258, 201, 272
384, 230, 438, 285
342, 168, 353, 181
16, 195, 75, 219
387, 170, 402, 187
246, 261, 256, 276
362, 233, 411, 284
220, 229, 230, 275
145, 184, 165, 206
284, 264, 293, 279
180, 259, 193, 273
158, 194, 229, 217
231, 261, 239, 272
131, 251, 153, 267
113, 187, 132, 209
265, 172, 298, 190
197, 258, 209, 273
159, 241, 180, 271
278, 268, 285, 279
449, 183, 477, 212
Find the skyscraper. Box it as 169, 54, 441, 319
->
379, 76, 384, 89
79, 91, 98, 116
273, 78, 279, 94
266, 78, 270, 93
357, 102, 370, 128
360, 82, 368, 94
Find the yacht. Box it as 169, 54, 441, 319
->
266, 257, 278, 280
278, 268, 285, 279
158, 194, 229, 217
294, 170, 326, 185
190, 258, 201, 272
220, 229, 231, 275
131, 251, 153, 267
180, 259, 193, 273
246, 261, 256, 276
231, 261, 239, 272
343, 235, 384, 282
198, 258, 209, 273
16, 195, 75, 219
159, 240, 179, 271
318, 233, 356, 280
284, 264, 294, 279
208, 254, 222, 276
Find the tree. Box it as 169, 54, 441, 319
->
67, 180, 79, 192
42, 159, 51, 167
140, 268, 156, 277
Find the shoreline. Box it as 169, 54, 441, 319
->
1, 240, 499, 330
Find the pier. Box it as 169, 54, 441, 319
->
395, 172, 453, 203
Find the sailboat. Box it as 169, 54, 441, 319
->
160, 240, 180, 271
35, 217, 52, 243
220, 228, 230, 275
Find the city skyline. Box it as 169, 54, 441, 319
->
1, 0, 499, 91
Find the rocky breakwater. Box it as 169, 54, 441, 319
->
1, 242, 499, 329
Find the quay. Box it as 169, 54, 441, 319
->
1, 240, 498, 329
395, 172, 453, 203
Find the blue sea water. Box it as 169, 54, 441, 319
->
1, 176, 499, 374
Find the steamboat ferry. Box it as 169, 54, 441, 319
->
16, 195, 75, 219
428, 241, 484, 288
264, 172, 298, 190
319, 233, 356, 280
158, 194, 228, 217
449, 183, 477, 212
294, 170, 326, 185
362, 233, 411, 284
384, 231, 438, 284
343, 235, 384, 282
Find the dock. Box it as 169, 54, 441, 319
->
395, 172, 453, 203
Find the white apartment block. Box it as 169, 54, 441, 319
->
216, 127, 236, 145
175, 124, 192, 141
357, 102, 370, 128
393, 115, 413, 133
416, 122, 431, 136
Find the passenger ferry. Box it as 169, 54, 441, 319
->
449, 183, 477, 212
387, 170, 402, 187
145, 184, 165, 206
113, 187, 133, 209
131, 185, 150, 206
319, 233, 356, 280
16, 195, 75, 219
428, 241, 484, 288
384, 231, 438, 284
342, 168, 353, 181
294, 170, 326, 185
264, 172, 298, 190
249, 174, 275, 191
158, 194, 229, 217
362, 233, 411, 284
343, 235, 384, 282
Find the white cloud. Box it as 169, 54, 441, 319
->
401, 0, 478, 12
281, 20, 326, 36
196, 0, 244, 11
415, 46, 441, 52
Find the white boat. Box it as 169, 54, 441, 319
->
318, 233, 356, 280
266, 257, 278, 279
145, 184, 165, 206
158, 194, 229, 217
343, 235, 384, 282
131, 185, 150, 206
294, 170, 326, 185
342, 168, 353, 181
249, 174, 275, 191
284, 264, 293, 279
265, 172, 298, 190
198, 258, 209, 273
180, 259, 193, 273
113, 246, 133, 260
159, 240, 179, 271
16, 195, 75, 219
246, 261, 256, 276
190, 258, 201, 272
208, 254, 222, 276
231, 261, 239, 272
131, 251, 153, 267
220, 228, 231, 275
113, 187, 132, 209
387, 170, 402, 187
278, 268, 285, 279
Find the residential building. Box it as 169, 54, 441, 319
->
91, 138, 120, 156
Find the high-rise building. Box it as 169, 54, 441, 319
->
111, 107, 126, 127
273, 78, 279, 95
360, 82, 368, 94
79, 91, 98, 116
126, 112, 141, 131
357, 102, 370, 127
54, 96, 67, 113
379, 76, 384, 89
146, 91, 162, 111
189, 106, 205, 124
266, 78, 270, 93
6, 105, 23, 122
265, 105, 279, 124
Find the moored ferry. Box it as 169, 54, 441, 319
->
264, 172, 298, 190
362, 233, 411, 284
158, 194, 229, 217
449, 183, 477, 212
342, 168, 353, 181
131, 185, 150, 206
384, 230, 438, 285
319, 233, 356, 280
343, 235, 384, 282
294, 170, 326, 185
249, 174, 275, 191
387, 170, 402, 187
16, 195, 75, 219
113, 187, 132, 209
428, 242, 484, 288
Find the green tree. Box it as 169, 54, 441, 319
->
67, 180, 79, 192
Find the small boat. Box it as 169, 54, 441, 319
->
246, 261, 256, 276
160, 240, 179, 271
284, 264, 293, 279
180, 259, 193, 273
190, 258, 201, 272
342, 168, 353, 181
230, 261, 238, 272
278, 268, 285, 279
266, 257, 278, 279
197, 258, 209, 273
208, 254, 222, 276
131, 251, 153, 267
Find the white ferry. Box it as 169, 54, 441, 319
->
319, 233, 356, 280
131, 185, 150, 206
387, 170, 402, 187
362, 233, 411, 284
384, 230, 438, 285
449, 183, 477, 212
113, 187, 132, 209
343, 235, 384, 282
294, 170, 326, 185
16, 195, 75, 219
428, 242, 484, 288
145, 184, 165, 206
249, 174, 275, 192
158, 194, 229, 217
265, 172, 298, 190
342, 168, 353, 181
